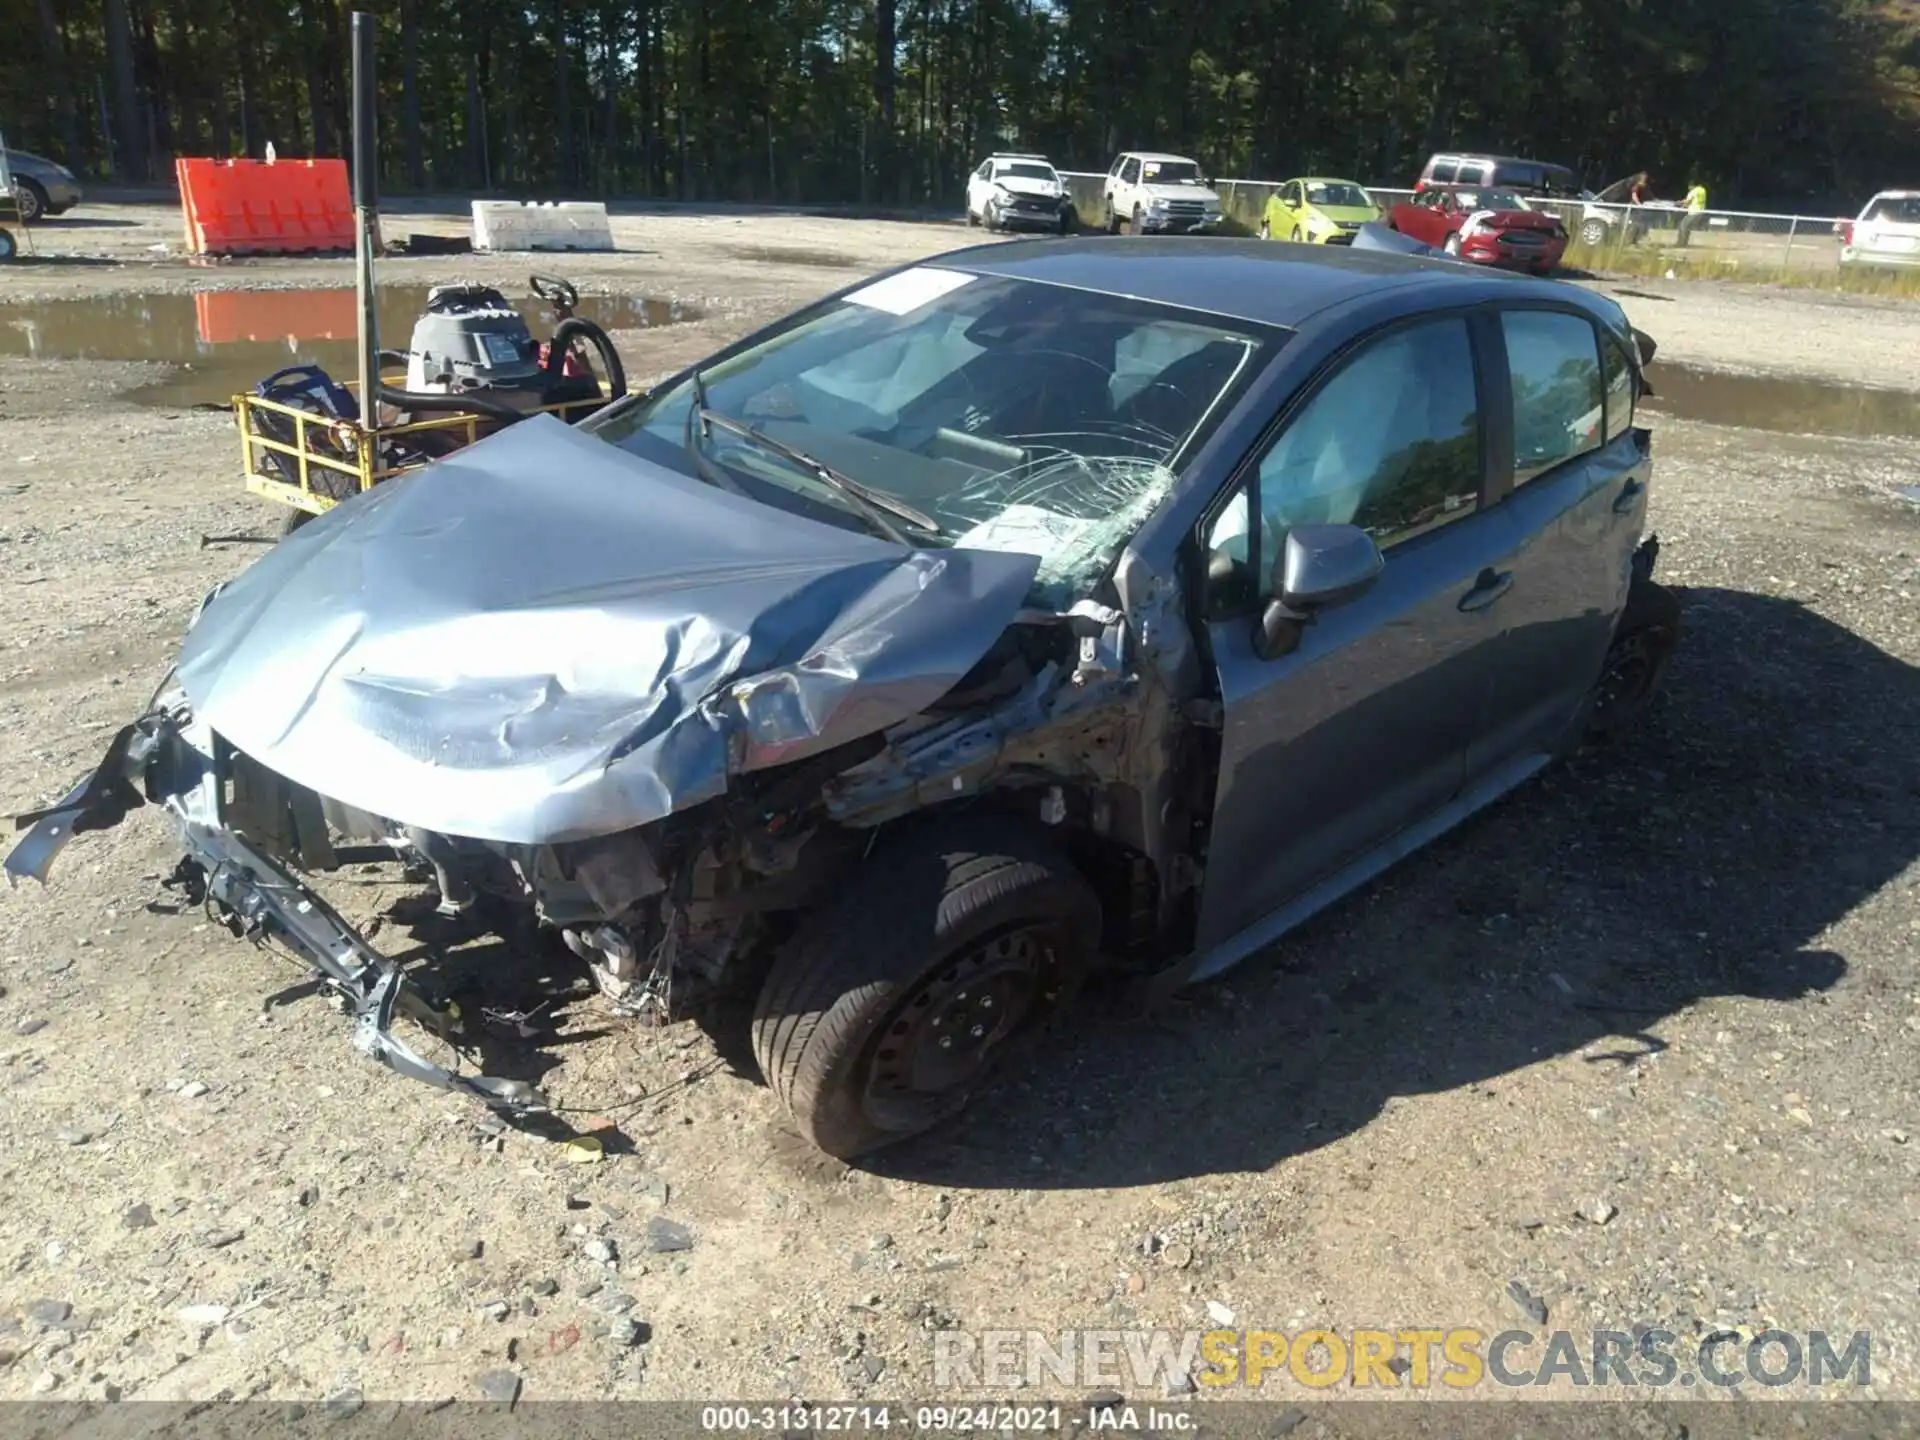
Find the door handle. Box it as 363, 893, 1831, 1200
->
1458, 568, 1515, 612
1612, 477, 1645, 514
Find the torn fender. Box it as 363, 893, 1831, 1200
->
174, 416, 1040, 845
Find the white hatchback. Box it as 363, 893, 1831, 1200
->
1840, 190, 1920, 268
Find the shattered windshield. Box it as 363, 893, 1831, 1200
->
592, 269, 1277, 608
1458, 188, 1526, 212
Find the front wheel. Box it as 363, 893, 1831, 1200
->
751, 822, 1101, 1159
1290, 226, 1303, 244
965, 205, 979, 228
1580, 217, 1610, 247
1105, 203, 1121, 235
0, 227, 16, 262
1258, 218, 1270, 238
13, 179, 48, 224
1443, 233, 1462, 256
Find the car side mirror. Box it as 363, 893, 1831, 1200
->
1254, 524, 1385, 659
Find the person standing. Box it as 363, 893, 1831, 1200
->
1677, 181, 1708, 247
1626, 172, 1651, 243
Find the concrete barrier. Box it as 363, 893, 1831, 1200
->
471, 201, 615, 253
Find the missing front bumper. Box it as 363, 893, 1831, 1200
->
6, 712, 549, 1115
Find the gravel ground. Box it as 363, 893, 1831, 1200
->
1, 202, 1917, 1415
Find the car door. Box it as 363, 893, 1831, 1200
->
1466, 306, 1645, 776
1192, 313, 1527, 955
1398, 191, 1449, 247
967, 161, 990, 215
1280, 181, 1302, 231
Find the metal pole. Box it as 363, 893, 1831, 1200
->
1782, 216, 1798, 271
350, 11, 380, 425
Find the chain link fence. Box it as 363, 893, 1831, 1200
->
1059, 170, 1867, 284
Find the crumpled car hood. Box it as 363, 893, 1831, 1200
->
176, 415, 1039, 846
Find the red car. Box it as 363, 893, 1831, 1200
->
1388, 184, 1568, 274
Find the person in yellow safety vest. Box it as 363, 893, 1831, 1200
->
1677, 182, 1709, 247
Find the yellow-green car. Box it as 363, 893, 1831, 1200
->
1260, 177, 1381, 244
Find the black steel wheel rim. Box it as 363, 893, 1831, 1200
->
865, 929, 1047, 1105
1591, 628, 1659, 730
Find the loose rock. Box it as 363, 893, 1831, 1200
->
54, 1128, 91, 1147
583, 1237, 618, 1264
1579, 1198, 1619, 1226
476, 1369, 521, 1406
531, 1277, 559, 1297
27, 1300, 72, 1327
647, 1217, 694, 1253
323, 1389, 363, 1419
14, 1018, 47, 1037
120, 1203, 155, 1230
201, 1227, 244, 1250
1205, 1299, 1235, 1326
177, 1082, 210, 1100
1506, 1279, 1549, 1326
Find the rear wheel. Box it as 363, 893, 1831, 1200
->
0, 228, 16, 262
1582, 578, 1681, 748
751, 821, 1101, 1159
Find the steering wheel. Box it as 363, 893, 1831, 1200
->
529, 274, 578, 318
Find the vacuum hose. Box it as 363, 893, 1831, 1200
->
544, 316, 628, 400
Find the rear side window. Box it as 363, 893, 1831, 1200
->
1601, 334, 1634, 441
1430, 159, 1459, 184
1502, 311, 1604, 483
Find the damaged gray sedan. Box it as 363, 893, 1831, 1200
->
6, 240, 1679, 1159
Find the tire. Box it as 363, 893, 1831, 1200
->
1580, 218, 1609, 247
1258, 218, 1270, 238
966, 205, 979, 228
1057, 207, 1073, 235
1105, 203, 1120, 235
14, 179, 47, 224
1131, 205, 1143, 235
1289, 225, 1303, 244
751, 820, 1102, 1160
281, 507, 315, 537
1581, 577, 1681, 748
984, 202, 1000, 232
0, 228, 15, 262
1443, 233, 1462, 256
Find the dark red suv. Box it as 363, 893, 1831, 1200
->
1387, 183, 1568, 275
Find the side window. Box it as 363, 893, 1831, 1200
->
1121, 158, 1141, 184
1430, 159, 1459, 184
1109, 155, 1126, 177
1502, 311, 1604, 483
975, 161, 991, 180
1601, 333, 1634, 441
1204, 318, 1482, 607
1285, 182, 1302, 206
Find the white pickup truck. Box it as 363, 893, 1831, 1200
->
1101, 152, 1224, 235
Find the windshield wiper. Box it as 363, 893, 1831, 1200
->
693, 407, 943, 547
680, 368, 751, 497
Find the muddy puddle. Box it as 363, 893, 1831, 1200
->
0, 286, 703, 408
721, 245, 862, 269
1642, 363, 1920, 441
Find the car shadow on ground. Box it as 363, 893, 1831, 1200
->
859, 585, 1917, 1187
29, 217, 140, 229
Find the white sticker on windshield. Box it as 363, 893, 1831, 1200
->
843, 266, 977, 316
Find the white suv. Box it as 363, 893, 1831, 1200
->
1102, 152, 1223, 235
964, 154, 1072, 233
1839, 190, 1920, 268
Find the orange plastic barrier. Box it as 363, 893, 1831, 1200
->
194, 288, 358, 345
177, 157, 356, 256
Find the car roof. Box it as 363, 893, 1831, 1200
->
989, 154, 1052, 163
1124, 152, 1198, 164
1291, 176, 1368, 185
918, 236, 1571, 329
1429, 152, 1572, 168
1867, 189, 1920, 199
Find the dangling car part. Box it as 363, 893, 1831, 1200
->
8, 235, 1675, 1160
